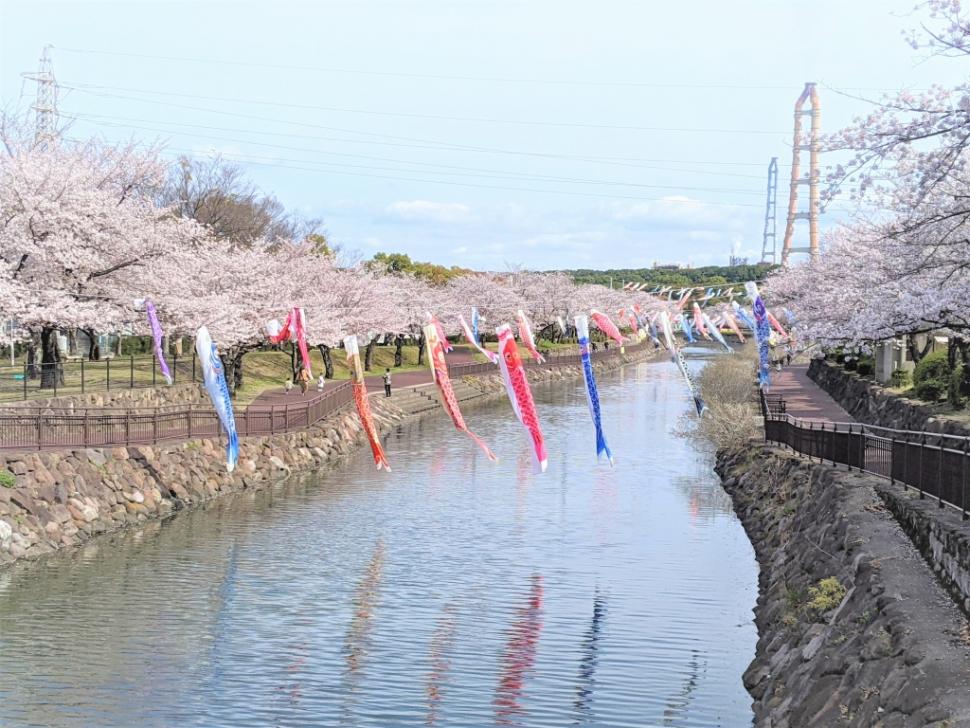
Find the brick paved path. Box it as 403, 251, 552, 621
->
769, 363, 854, 423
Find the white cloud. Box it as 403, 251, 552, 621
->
385, 200, 474, 223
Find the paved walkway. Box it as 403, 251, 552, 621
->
770, 363, 854, 423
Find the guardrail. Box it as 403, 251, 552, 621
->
761, 391, 970, 519
0, 340, 649, 452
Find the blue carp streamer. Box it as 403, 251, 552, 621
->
575, 315, 614, 464
195, 326, 239, 472
745, 283, 772, 389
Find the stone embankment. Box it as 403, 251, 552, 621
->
809, 358, 970, 437
0, 347, 660, 565
718, 446, 970, 727
5, 382, 209, 411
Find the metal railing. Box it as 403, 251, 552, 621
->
761, 392, 970, 519
0, 354, 200, 403
0, 339, 649, 452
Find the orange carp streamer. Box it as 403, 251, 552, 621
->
344, 335, 390, 471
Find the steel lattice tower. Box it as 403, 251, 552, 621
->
761, 157, 778, 264
23, 46, 58, 148
781, 82, 820, 264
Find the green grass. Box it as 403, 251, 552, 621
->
0, 470, 15, 488
232, 345, 428, 405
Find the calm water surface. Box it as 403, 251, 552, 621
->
0, 358, 758, 727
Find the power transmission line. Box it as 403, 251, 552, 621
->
62, 80, 789, 135
54, 47, 927, 93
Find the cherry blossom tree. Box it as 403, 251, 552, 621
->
0, 123, 206, 387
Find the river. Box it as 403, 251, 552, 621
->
0, 357, 758, 727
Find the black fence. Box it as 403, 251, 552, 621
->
0, 339, 650, 451
761, 392, 970, 519
0, 355, 200, 403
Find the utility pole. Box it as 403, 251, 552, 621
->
761, 157, 778, 264
781, 82, 820, 264
23, 45, 58, 148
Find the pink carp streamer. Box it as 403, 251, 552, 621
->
459, 314, 499, 364
766, 311, 788, 338
515, 310, 545, 364
496, 324, 548, 473
722, 311, 746, 342
424, 323, 498, 461
344, 335, 390, 471
589, 310, 625, 346
267, 307, 312, 377
691, 303, 711, 339
144, 300, 173, 385
427, 312, 453, 353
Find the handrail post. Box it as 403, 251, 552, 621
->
153, 355, 157, 387
106, 357, 111, 391
172, 353, 178, 384
960, 439, 970, 521
848, 425, 853, 472
918, 431, 926, 499
890, 436, 896, 484
23, 363, 27, 400
938, 439, 945, 509
130, 354, 134, 389
81, 358, 85, 394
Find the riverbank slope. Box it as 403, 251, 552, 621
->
717, 446, 970, 726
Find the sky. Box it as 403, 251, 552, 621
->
0, 0, 965, 271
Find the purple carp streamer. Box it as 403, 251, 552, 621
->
145, 299, 173, 385
745, 282, 772, 389
575, 315, 613, 464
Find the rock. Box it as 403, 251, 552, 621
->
7, 461, 27, 475
111, 447, 129, 461
269, 456, 290, 473
0, 519, 11, 542
84, 449, 107, 467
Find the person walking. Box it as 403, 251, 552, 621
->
383, 368, 392, 397
317, 374, 326, 392
298, 367, 311, 395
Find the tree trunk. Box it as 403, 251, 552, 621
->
40, 327, 62, 389
68, 329, 78, 357
417, 331, 426, 366
81, 328, 101, 361
948, 337, 963, 409
317, 344, 334, 379
26, 339, 38, 380
290, 343, 298, 382
960, 340, 970, 399
394, 335, 404, 367
907, 335, 934, 365
364, 337, 377, 371
220, 348, 246, 397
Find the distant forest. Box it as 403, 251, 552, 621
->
564, 263, 777, 289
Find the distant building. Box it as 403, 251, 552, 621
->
652, 262, 684, 271
729, 255, 748, 266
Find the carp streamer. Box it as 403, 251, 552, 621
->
496, 324, 548, 473
144, 299, 173, 385
424, 323, 498, 461
345, 334, 391, 470
745, 282, 772, 389
659, 312, 706, 416
576, 315, 614, 464
195, 326, 240, 472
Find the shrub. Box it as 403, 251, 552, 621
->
806, 577, 847, 619
889, 369, 911, 388
843, 357, 858, 371
683, 347, 760, 451
0, 470, 14, 488
913, 350, 951, 402
856, 357, 874, 376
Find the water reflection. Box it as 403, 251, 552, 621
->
573, 590, 607, 725
425, 603, 457, 726
494, 575, 544, 726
